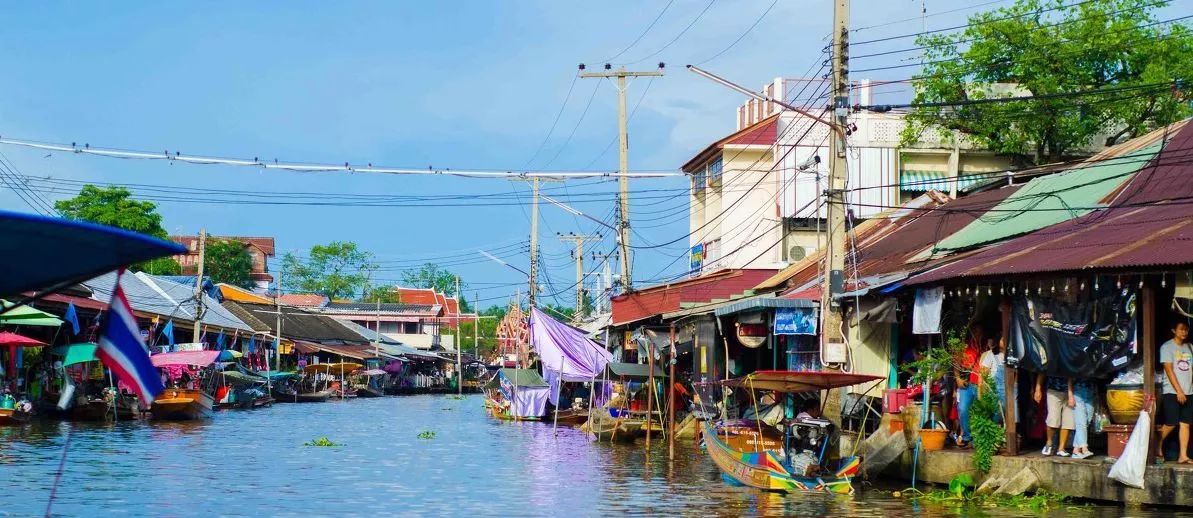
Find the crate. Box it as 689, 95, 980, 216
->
883, 389, 909, 414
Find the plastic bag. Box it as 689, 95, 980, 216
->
1108, 410, 1151, 489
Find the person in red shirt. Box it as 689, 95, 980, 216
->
954, 324, 983, 447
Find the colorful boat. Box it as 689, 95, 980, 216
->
699, 370, 882, 495
483, 368, 549, 421
149, 350, 221, 421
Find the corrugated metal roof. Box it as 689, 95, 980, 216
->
225, 301, 367, 344
934, 130, 1173, 253
611, 269, 777, 326
909, 120, 1193, 282
681, 114, 779, 172
81, 272, 252, 332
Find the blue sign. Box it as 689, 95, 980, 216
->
690, 244, 704, 275
774, 307, 817, 335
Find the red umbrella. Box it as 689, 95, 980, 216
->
0, 331, 46, 347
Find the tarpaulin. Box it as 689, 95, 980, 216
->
529, 307, 612, 383
1009, 289, 1137, 379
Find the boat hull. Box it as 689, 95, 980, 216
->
72, 399, 137, 421
354, 386, 384, 398
552, 409, 588, 427
587, 411, 643, 442
701, 421, 854, 494
151, 389, 214, 421
296, 390, 332, 403
0, 408, 30, 426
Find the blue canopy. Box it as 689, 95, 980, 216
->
0, 210, 186, 297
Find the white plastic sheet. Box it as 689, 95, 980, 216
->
1108, 410, 1151, 489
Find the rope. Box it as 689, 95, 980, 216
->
747, 376, 765, 449
44, 424, 75, 517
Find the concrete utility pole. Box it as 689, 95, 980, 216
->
529, 178, 540, 308
456, 275, 462, 395
821, 0, 851, 428
579, 63, 664, 293
557, 232, 600, 323
192, 229, 207, 343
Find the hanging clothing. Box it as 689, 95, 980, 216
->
913, 287, 944, 335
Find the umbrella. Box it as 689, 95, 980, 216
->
0, 300, 63, 327
52, 342, 98, 367
0, 210, 187, 298
216, 349, 243, 361
0, 331, 46, 347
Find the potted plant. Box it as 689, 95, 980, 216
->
902, 331, 965, 451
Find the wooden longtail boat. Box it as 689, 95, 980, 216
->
586, 409, 641, 441
151, 388, 214, 421
0, 407, 31, 425
551, 408, 589, 427
700, 371, 882, 495
71, 396, 138, 421
483, 368, 549, 421
296, 389, 333, 403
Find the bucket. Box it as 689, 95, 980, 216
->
0, 394, 14, 410
919, 429, 948, 451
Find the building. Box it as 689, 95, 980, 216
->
311, 286, 466, 351
171, 235, 276, 293
687, 78, 1017, 276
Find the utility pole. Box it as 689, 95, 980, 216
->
557, 232, 600, 323
821, 0, 851, 429
192, 229, 207, 343
579, 63, 664, 294
591, 251, 615, 314
529, 178, 540, 308
275, 268, 283, 370
455, 275, 462, 395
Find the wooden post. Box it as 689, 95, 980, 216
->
1001, 297, 1017, 456
646, 336, 655, 451
1142, 283, 1156, 465
668, 323, 677, 460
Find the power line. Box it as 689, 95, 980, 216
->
522, 74, 579, 169
691, 0, 779, 66
624, 0, 717, 65
597, 0, 677, 64
539, 80, 602, 169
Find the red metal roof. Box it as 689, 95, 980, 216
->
909, 121, 1193, 283
611, 269, 778, 326
396, 288, 438, 305
681, 114, 779, 172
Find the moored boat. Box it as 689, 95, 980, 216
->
483, 368, 549, 421
149, 349, 220, 421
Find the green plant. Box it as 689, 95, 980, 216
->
304, 436, 339, 447
900, 475, 1072, 510
418, 430, 436, 440
970, 372, 1006, 472
902, 330, 966, 386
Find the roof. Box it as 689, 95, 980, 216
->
277, 293, 328, 307
445, 297, 459, 315
291, 341, 394, 361
755, 187, 1021, 293
0, 210, 186, 298
81, 272, 252, 332
220, 301, 272, 332
933, 124, 1180, 253
484, 368, 548, 389
611, 269, 778, 326
321, 301, 439, 315
722, 370, 885, 393
171, 235, 276, 256
908, 120, 1193, 282
712, 295, 817, 317
395, 287, 439, 305
682, 114, 779, 172
605, 362, 666, 379
224, 301, 368, 344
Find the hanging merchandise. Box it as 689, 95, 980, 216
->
1008, 286, 1137, 378
912, 287, 944, 335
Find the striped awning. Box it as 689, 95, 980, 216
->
899, 170, 987, 192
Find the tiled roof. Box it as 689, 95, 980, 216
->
395, 287, 438, 305
322, 302, 439, 315
171, 235, 276, 256
277, 293, 328, 307
445, 297, 459, 315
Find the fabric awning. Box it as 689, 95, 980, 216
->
529, 307, 611, 382
483, 368, 547, 389
53, 342, 98, 366
605, 362, 666, 380
899, 171, 989, 192
0, 300, 63, 327
151, 350, 220, 367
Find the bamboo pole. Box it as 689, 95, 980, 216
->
668, 323, 677, 460
646, 338, 655, 450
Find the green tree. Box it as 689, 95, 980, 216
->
399, 263, 470, 312
458, 305, 507, 358
281, 241, 375, 300
54, 185, 181, 274
205, 239, 254, 289
900, 0, 1193, 165
360, 285, 403, 303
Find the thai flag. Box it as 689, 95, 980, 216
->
96, 270, 164, 403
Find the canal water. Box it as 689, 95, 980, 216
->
0, 395, 1184, 517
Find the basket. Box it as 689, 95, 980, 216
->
919, 428, 948, 451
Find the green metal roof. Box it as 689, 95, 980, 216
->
605, 362, 666, 380
899, 170, 991, 192
933, 141, 1162, 253
484, 368, 548, 389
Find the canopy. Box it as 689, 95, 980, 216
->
723, 370, 885, 393
360, 369, 387, 376
219, 370, 265, 385
258, 370, 297, 380
303, 362, 363, 375
0, 300, 63, 327
529, 307, 612, 382
605, 362, 666, 380
216, 349, 244, 361
151, 350, 220, 367
0, 331, 46, 347
485, 368, 549, 418
0, 210, 187, 298
53, 342, 98, 366
483, 368, 548, 389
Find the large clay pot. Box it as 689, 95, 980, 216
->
1106, 384, 1144, 425
919, 429, 949, 451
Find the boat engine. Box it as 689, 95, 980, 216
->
787, 417, 833, 461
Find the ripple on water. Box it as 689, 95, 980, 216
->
0, 395, 1179, 517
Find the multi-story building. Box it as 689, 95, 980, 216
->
171, 235, 276, 293
313, 287, 464, 351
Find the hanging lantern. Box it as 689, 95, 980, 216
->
1162, 274, 1167, 288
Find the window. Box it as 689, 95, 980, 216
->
707, 157, 723, 187
693, 168, 706, 190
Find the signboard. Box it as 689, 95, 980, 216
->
774, 307, 817, 335
689, 244, 704, 275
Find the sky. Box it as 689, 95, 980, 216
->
0, 1, 1180, 310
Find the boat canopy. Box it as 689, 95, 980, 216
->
303, 362, 363, 375
52, 342, 98, 367
483, 368, 547, 390
0, 209, 187, 298
259, 370, 297, 380
529, 307, 612, 383
723, 370, 885, 393
219, 370, 265, 384
360, 369, 387, 376
604, 362, 666, 380
151, 350, 220, 368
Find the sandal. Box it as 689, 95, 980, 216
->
1056, 450, 1070, 457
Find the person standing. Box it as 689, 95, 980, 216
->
1159, 321, 1193, 464
955, 325, 983, 447
1069, 377, 1096, 460
1035, 373, 1075, 456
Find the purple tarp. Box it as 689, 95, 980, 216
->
529, 307, 612, 384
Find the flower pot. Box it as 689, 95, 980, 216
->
1106, 385, 1144, 425
919, 429, 948, 451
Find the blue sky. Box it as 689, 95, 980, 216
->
0, 1, 1176, 309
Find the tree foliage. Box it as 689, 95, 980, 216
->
901, 0, 1193, 164
205, 239, 254, 289
281, 241, 375, 300
54, 185, 181, 274
458, 305, 509, 358
399, 263, 470, 312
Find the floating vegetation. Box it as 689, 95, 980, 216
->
418, 430, 437, 440
448, 395, 466, 400
896, 475, 1075, 511
304, 436, 340, 447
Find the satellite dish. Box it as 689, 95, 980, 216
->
789, 246, 807, 261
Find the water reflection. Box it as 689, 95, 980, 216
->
0, 395, 1184, 516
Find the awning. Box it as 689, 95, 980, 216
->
713, 296, 816, 317
899, 171, 989, 192
483, 368, 547, 389
0, 210, 187, 298
218, 370, 264, 385
0, 300, 63, 327
605, 362, 666, 380
722, 370, 885, 393
530, 307, 611, 382
151, 350, 220, 367
303, 362, 363, 375
53, 342, 98, 367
